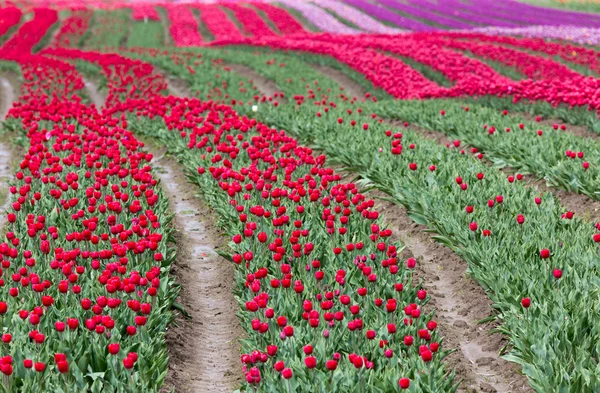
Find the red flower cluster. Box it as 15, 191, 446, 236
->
220, 3, 278, 37
164, 4, 203, 47
193, 4, 245, 42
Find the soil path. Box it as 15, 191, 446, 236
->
518, 111, 599, 140
147, 144, 243, 393
226, 63, 285, 102
83, 78, 105, 109
310, 64, 368, 100
0, 77, 18, 227
524, 175, 600, 223
152, 66, 188, 97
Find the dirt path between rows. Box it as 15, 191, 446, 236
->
152, 66, 188, 97
524, 175, 600, 223
226, 63, 286, 102
390, 121, 600, 224
310, 64, 368, 100
83, 78, 105, 109
518, 111, 599, 140
0, 77, 18, 228
147, 144, 243, 393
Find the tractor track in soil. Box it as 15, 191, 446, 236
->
157, 65, 534, 392
310, 64, 369, 99
83, 77, 243, 393
148, 146, 243, 393
226, 63, 286, 103
83, 77, 105, 109
0, 76, 19, 227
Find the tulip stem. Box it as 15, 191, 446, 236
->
359, 370, 364, 393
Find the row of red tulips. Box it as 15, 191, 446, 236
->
0, 7, 21, 41
0, 17, 180, 392
128, 45, 600, 203
220, 3, 278, 37
164, 5, 203, 47
0, 8, 56, 57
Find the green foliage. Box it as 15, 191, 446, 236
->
85, 9, 130, 49
127, 21, 164, 48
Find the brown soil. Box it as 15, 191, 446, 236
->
310, 64, 368, 100
153, 66, 189, 97
225, 63, 286, 103
0, 76, 16, 119
524, 174, 600, 223
145, 143, 244, 393
518, 112, 599, 140
83, 78, 105, 109
0, 77, 21, 228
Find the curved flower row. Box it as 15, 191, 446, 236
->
221, 3, 278, 37
0, 42, 180, 392
441, 31, 600, 76
209, 33, 600, 111
0, 8, 57, 56
273, 0, 359, 34
0, 7, 21, 38
194, 4, 246, 42
249, 2, 308, 35
337, 0, 431, 31
472, 25, 600, 46
412, 33, 582, 81
310, 0, 404, 34
164, 4, 203, 47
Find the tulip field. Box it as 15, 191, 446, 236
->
0, 1, 599, 393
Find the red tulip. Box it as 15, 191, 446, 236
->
282, 368, 293, 379
399, 378, 410, 389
